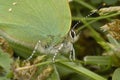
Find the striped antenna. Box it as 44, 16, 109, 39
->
69, 3, 106, 41
71, 3, 106, 30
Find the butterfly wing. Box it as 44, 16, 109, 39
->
0, 0, 71, 57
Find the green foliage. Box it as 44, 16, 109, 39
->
0, 0, 120, 80
103, 0, 118, 5
87, 0, 118, 5
0, 49, 12, 72
0, 49, 13, 80
84, 56, 112, 65
58, 61, 106, 80
112, 68, 120, 80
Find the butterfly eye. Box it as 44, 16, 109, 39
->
70, 29, 76, 39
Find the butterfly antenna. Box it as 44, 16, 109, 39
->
71, 3, 106, 30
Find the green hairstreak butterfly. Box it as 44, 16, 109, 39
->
0, 0, 100, 61
0, 0, 74, 60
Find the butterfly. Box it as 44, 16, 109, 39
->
0, 0, 99, 62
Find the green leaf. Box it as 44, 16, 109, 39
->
0, 49, 13, 73
112, 68, 120, 80
107, 34, 120, 47
103, 0, 118, 5
0, 76, 10, 80
84, 56, 112, 65
0, 0, 71, 58
58, 62, 107, 80
91, 0, 102, 4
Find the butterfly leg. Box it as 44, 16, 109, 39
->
52, 52, 58, 63
26, 40, 41, 61
52, 44, 63, 63
68, 27, 77, 61
69, 43, 76, 61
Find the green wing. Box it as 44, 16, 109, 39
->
0, 0, 71, 57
